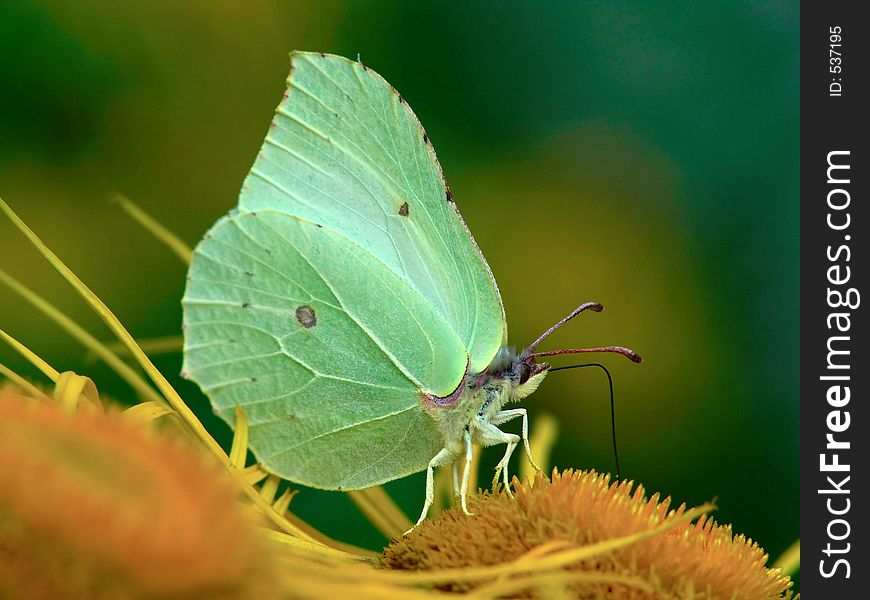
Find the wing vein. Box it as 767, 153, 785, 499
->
258, 216, 429, 389
305, 59, 463, 320
263, 406, 418, 460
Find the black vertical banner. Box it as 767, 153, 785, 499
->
801, 2, 868, 596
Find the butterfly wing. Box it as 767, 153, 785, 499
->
182, 53, 506, 489
183, 211, 468, 488
243, 52, 506, 369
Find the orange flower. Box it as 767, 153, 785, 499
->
384, 469, 794, 599
0, 391, 274, 599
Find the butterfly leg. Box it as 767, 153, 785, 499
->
473, 417, 519, 497
459, 429, 474, 516
491, 408, 542, 473
407, 446, 455, 534
452, 462, 460, 500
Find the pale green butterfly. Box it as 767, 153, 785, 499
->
181, 51, 641, 529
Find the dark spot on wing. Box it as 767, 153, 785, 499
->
398, 202, 409, 217
446, 189, 454, 203
244, 271, 253, 277
242, 302, 250, 308
318, 52, 326, 58
251, 376, 257, 382
264, 248, 272, 255
422, 132, 430, 145
296, 305, 317, 328
398, 94, 407, 105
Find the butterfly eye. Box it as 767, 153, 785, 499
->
517, 362, 531, 385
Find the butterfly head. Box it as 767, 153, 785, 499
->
482, 302, 642, 405
513, 351, 550, 401
509, 301, 643, 401
480, 346, 550, 403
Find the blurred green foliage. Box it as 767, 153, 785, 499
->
1, 0, 797, 565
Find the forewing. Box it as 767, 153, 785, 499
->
182, 211, 459, 488
241, 52, 506, 373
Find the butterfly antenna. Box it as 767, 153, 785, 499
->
549, 362, 621, 479
526, 302, 642, 362
530, 346, 642, 363
526, 302, 603, 352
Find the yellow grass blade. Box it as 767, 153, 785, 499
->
54, 371, 103, 413
467, 570, 654, 598
772, 538, 800, 577
229, 405, 249, 469
520, 412, 558, 484
0, 362, 49, 400
260, 474, 281, 504
93, 334, 183, 360
111, 194, 193, 264
0, 268, 166, 406
272, 488, 298, 516
468, 443, 480, 494
0, 327, 59, 382
263, 528, 377, 562
243, 464, 269, 485
123, 400, 176, 425
347, 490, 403, 540
431, 463, 451, 517
354, 487, 412, 536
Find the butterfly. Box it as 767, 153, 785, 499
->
181, 51, 640, 530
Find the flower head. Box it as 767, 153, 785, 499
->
383, 469, 794, 598
0, 391, 274, 599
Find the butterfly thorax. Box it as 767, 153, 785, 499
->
424, 346, 549, 449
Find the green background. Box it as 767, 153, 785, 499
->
1, 0, 798, 569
